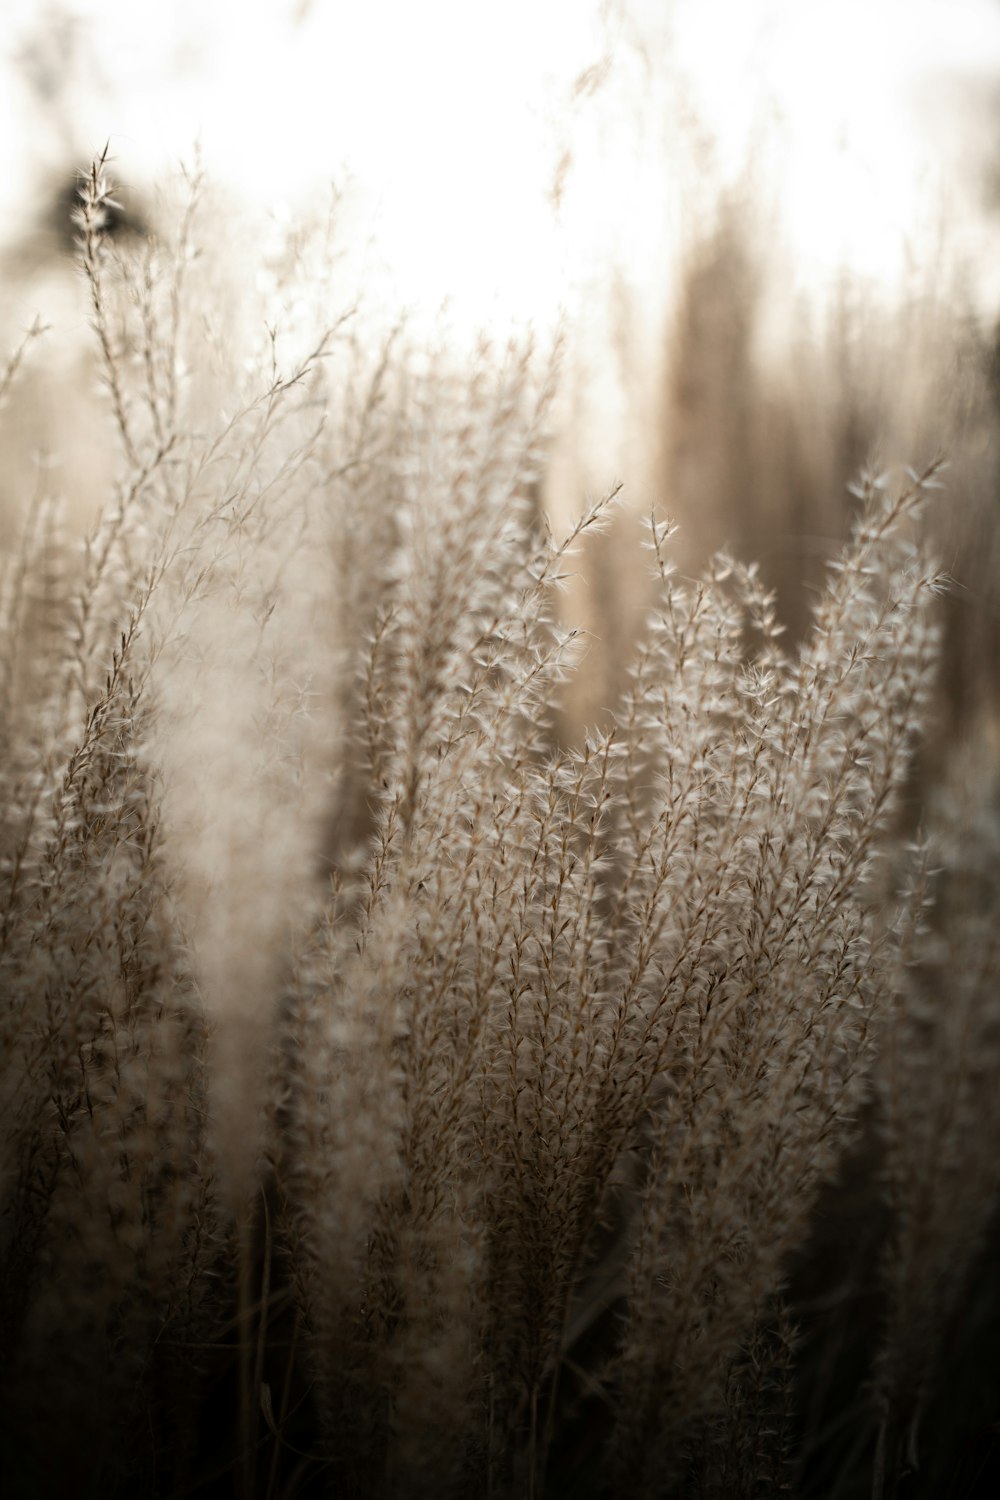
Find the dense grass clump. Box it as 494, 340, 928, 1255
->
1, 155, 998, 1500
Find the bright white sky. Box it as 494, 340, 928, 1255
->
2, 0, 999, 336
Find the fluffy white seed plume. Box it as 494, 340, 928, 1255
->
153, 475, 338, 1201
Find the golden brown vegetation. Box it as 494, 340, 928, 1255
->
1, 153, 998, 1500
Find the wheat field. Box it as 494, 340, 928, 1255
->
0, 150, 998, 1500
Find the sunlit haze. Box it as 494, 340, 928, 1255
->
2, 0, 999, 343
